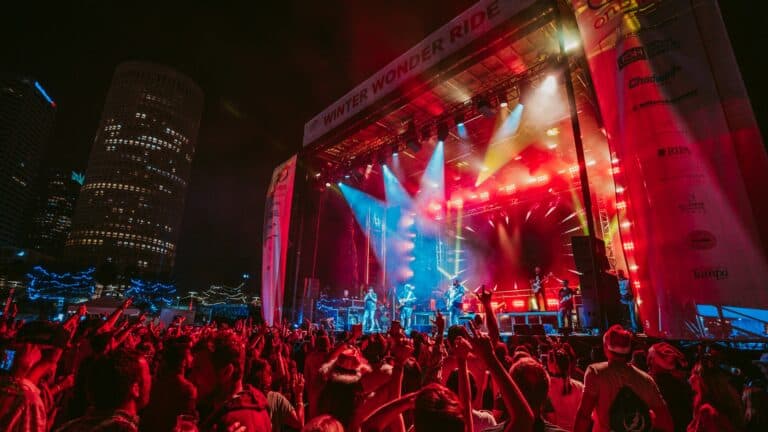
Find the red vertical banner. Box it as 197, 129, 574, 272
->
262, 155, 297, 326
572, 0, 768, 338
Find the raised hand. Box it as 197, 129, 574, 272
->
453, 335, 472, 361
476, 284, 492, 305
431, 310, 445, 332
391, 338, 414, 365
467, 321, 495, 361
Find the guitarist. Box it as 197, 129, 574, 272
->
557, 279, 575, 330
446, 279, 466, 326
530, 266, 553, 311
398, 284, 416, 331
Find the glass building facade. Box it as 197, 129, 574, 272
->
67, 62, 203, 275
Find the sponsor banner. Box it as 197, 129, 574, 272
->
573, 0, 768, 337
262, 155, 297, 326
302, 0, 537, 147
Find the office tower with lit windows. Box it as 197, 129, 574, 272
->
67, 62, 203, 275
27, 170, 82, 258
0, 76, 57, 248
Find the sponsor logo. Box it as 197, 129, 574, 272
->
657, 146, 691, 157
693, 266, 728, 281
618, 47, 646, 70
678, 194, 706, 215
686, 230, 717, 250
629, 65, 681, 89
617, 39, 680, 70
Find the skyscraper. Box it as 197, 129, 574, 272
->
0, 76, 56, 248
27, 170, 82, 258
67, 62, 203, 276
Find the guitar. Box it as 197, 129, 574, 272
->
531, 272, 554, 294
445, 285, 465, 307
398, 290, 416, 308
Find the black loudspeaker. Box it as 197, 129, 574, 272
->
513, 324, 530, 335
530, 324, 546, 336
571, 236, 621, 330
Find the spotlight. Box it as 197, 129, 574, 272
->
498, 91, 509, 108
377, 151, 387, 166
518, 79, 533, 105
541, 74, 557, 94
454, 113, 465, 128
437, 121, 449, 142
405, 122, 421, 153
420, 124, 431, 142
475, 95, 492, 117
345, 174, 350, 179
325, 182, 331, 187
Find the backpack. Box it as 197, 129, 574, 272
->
609, 386, 652, 432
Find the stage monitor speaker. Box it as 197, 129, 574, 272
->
413, 312, 432, 326
513, 324, 530, 335
530, 324, 545, 336
497, 313, 514, 333
412, 324, 434, 333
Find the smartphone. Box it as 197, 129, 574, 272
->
1, 349, 15, 371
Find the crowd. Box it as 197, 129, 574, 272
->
1, 291, 767, 432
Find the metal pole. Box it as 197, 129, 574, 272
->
553, 0, 601, 327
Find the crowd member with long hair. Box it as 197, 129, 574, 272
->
687, 358, 745, 432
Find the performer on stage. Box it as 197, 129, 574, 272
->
530, 266, 553, 311
557, 279, 575, 330
398, 284, 416, 331
617, 269, 639, 332
446, 279, 466, 327
362, 286, 379, 333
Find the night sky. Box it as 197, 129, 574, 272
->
2, 1, 765, 292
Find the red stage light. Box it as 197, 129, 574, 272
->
611, 167, 621, 174
623, 242, 635, 250
546, 299, 559, 307
616, 201, 626, 209
479, 191, 490, 201
512, 300, 525, 309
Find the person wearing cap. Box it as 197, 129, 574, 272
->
574, 325, 673, 432
648, 342, 693, 432
0, 321, 69, 432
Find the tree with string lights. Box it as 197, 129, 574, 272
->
198, 282, 247, 305
26, 266, 95, 302
124, 278, 177, 312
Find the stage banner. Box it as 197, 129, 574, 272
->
303, 0, 537, 147
572, 0, 768, 338
262, 155, 297, 326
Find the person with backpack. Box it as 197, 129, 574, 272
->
574, 325, 673, 432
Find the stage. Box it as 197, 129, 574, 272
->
264, 0, 768, 340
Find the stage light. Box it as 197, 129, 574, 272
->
546, 127, 560, 136
498, 91, 509, 108
611, 166, 621, 174
420, 124, 432, 142
314, 172, 321, 178
518, 79, 533, 105
437, 121, 449, 142
615, 186, 625, 193
514, 155, 523, 161
480, 165, 489, 172
345, 174, 350, 179
337, 182, 343, 186
586, 159, 596, 166
488, 219, 495, 228
454, 113, 464, 128
547, 142, 558, 150
611, 157, 620, 164
564, 35, 580, 52
393, 151, 398, 156
512, 300, 525, 309
541, 75, 557, 94
621, 221, 631, 229
630, 264, 639, 271
623, 241, 635, 250
475, 95, 493, 117
616, 201, 626, 209
405, 122, 421, 152
325, 182, 331, 187
479, 191, 490, 201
